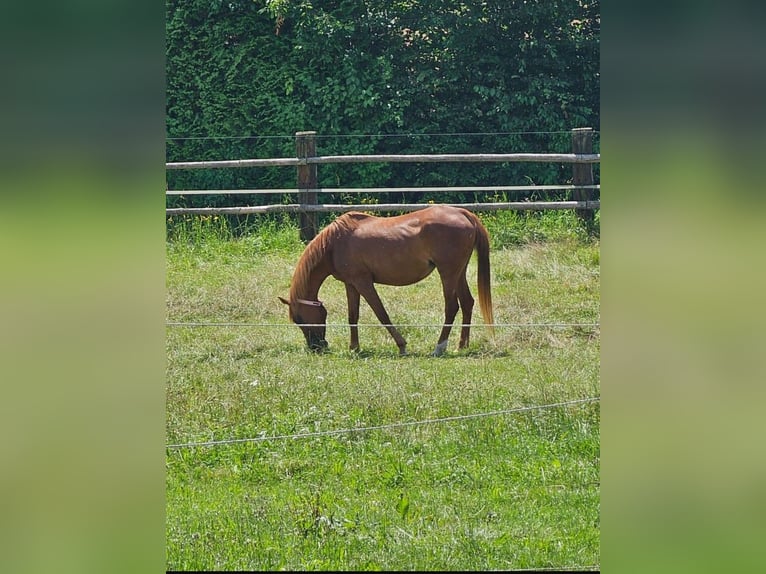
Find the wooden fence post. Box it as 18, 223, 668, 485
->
296, 131, 318, 242
571, 127, 595, 225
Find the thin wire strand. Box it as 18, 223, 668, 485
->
166, 397, 599, 449
510, 567, 600, 572
166, 130, 600, 142
166, 321, 599, 328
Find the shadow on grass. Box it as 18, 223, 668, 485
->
323, 346, 516, 360
229, 336, 596, 361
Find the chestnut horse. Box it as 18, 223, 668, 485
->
279, 205, 494, 356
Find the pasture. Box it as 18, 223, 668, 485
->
166, 211, 600, 571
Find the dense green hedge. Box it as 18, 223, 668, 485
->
166, 0, 599, 207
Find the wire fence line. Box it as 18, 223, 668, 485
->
166, 321, 600, 329
511, 567, 600, 572
166, 129, 601, 142
166, 396, 599, 450
166, 184, 601, 196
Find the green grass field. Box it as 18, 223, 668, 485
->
166, 211, 600, 571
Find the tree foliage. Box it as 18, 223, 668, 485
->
166, 0, 599, 207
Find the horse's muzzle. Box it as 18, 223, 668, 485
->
308, 338, 329, 353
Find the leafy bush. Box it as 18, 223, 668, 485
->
166, 0, 599, 205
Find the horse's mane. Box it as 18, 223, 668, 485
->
289, 212, 365, 300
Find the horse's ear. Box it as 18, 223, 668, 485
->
278, 296, 290, 306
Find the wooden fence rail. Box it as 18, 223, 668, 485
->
165, 201, 600, 216
166, 128, 600, 241
166, 184, 600, 196
166, 153, 599, 170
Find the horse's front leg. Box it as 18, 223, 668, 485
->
345, 283, 361, 352
356, 282, 407, 356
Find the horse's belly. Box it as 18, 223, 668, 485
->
370, 255, 435, 286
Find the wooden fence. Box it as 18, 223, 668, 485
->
166, 127, 600, 241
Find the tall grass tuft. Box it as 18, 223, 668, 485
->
165, 208, 599, 251
166, 214, 234, 245
482, 209, 598, 248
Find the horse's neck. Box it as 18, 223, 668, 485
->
297, 250, 333, 301
304, 268, 329, 300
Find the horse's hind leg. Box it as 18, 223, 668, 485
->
434, 274, 461, 356
456, 273, 474, 349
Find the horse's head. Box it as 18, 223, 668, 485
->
278, 296, 328, 352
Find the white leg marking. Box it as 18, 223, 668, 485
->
432, 340, 449, 357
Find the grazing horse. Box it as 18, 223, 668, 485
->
279, 204, 494, 356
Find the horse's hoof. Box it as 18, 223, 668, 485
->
432, 341, 449, 357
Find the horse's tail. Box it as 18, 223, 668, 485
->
465, 210, 495, 335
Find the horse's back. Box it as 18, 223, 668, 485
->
419, 205, 477, 229
416, 206, 478, 248
348, 205, 473, 232
349, 206, 478, 255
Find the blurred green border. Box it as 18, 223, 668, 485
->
2, 2, 765, 573
602, 3, 766, 573
0, 2, 166, 573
